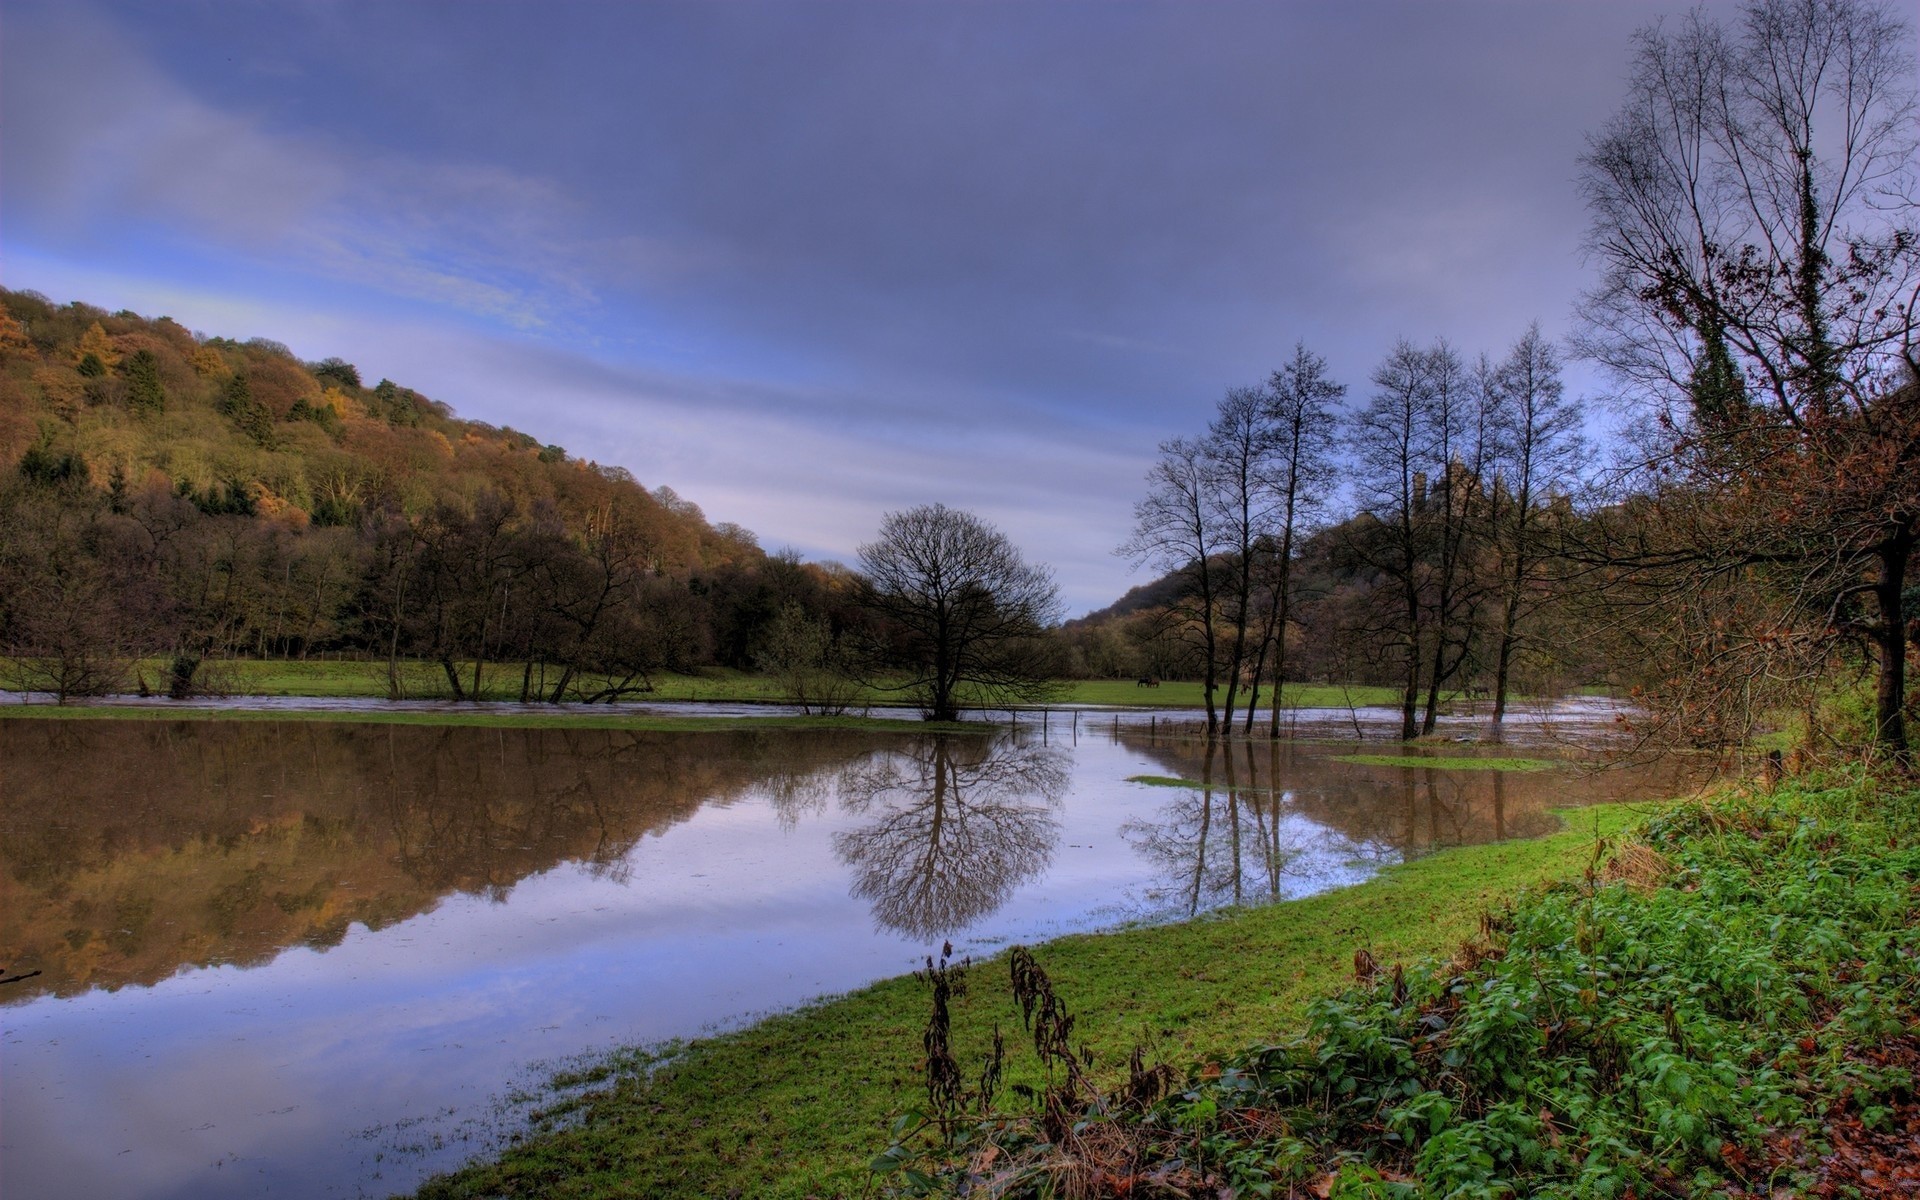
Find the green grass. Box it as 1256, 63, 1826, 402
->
883, 770, 1920, 1198
0, 703, 978, 736
10, 660, 1437, 713
146, 659, 815, 703
413, 803, 1648, 1200
1331, 753, 1560, 772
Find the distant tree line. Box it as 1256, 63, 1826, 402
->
0, 291, 855, 702
0, 292, 1059, 719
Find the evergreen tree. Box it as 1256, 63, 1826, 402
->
124, 349, 165, 415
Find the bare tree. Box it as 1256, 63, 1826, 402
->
1344, 340, 1447, 740
1485, 324, 1588, 735
857, 504, 1062, 722
1205, 386, 1280, 729
1245, 343, 1344, 736
1577, 0, 1920, 756
1122, 438, 1228, 732
1412, 342, 1484, 735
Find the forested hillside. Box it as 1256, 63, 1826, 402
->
0, 289, 847, 700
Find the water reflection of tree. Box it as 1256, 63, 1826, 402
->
0, 721, 893, 998
381, 727, 654, 896
1120, 734, 1567, 861
1122, 740, 1306, 917
833, 735, 1068, 940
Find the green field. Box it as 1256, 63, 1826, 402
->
414, 804, 1648, 1199
0, 703, 979, 736
126, 662, 1385, 709
8, 660, 1426, 713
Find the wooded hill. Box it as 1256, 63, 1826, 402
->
0, 289, 850, 700
0, 288, 752, 562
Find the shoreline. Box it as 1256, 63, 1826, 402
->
410, 801, 1651, 1199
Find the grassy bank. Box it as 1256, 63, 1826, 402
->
878, 770, 1920, 1198
413, 804, 1647, 1199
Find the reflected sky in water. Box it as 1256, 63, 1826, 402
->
0, 717, 1696, 1199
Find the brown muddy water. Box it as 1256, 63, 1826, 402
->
0, 715, 1703, 1199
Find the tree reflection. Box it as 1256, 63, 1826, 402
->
833, 734, 1068, 940
0, 720, 893, 999
1122, 740, 1306, 917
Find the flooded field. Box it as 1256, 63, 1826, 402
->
0, 713, 1701, 1198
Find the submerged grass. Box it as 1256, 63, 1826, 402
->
1330, 754, 1560, 773
1055, 681, 1406, 710
413, 805, 1646, 1200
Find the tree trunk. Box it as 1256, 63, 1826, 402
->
1198, 601, 1220, 737
1872, 533, 1911, 762
1421, 639, 1444, 737
1219, 558, 1251, 732
1400, 649, 1421, 742
1241, 630, 1268, 734
1267, 568, 1294, 739
439, 655, 467, 701
1490, 588, 1520, 741
387, 622, 404, 700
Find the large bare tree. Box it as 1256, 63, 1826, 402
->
1344, 340, 1490, 739
858, 503, 1062, 722
1578, 0, 1920, 757
1123, 438, 1229, 732
1485, 325, 1588, 735
1205, 386, 1281, 729
1246, 343, 1344, 736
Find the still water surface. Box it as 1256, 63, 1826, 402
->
1, 715, 1692, 1199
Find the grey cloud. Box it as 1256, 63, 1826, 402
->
5, 0, 1756, 612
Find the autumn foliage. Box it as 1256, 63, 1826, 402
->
0, 289, 841, 699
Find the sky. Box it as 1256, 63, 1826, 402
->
2, 0, 1758, 615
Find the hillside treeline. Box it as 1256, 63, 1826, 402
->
0, 289, 853, 700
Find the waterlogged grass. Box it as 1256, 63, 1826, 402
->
877, 771, 1920, 1198
1331, 753, 1560, 772
412, 804, 1645, 1200
1058, 680, 1406, 710
1125, 773, 1282, 793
